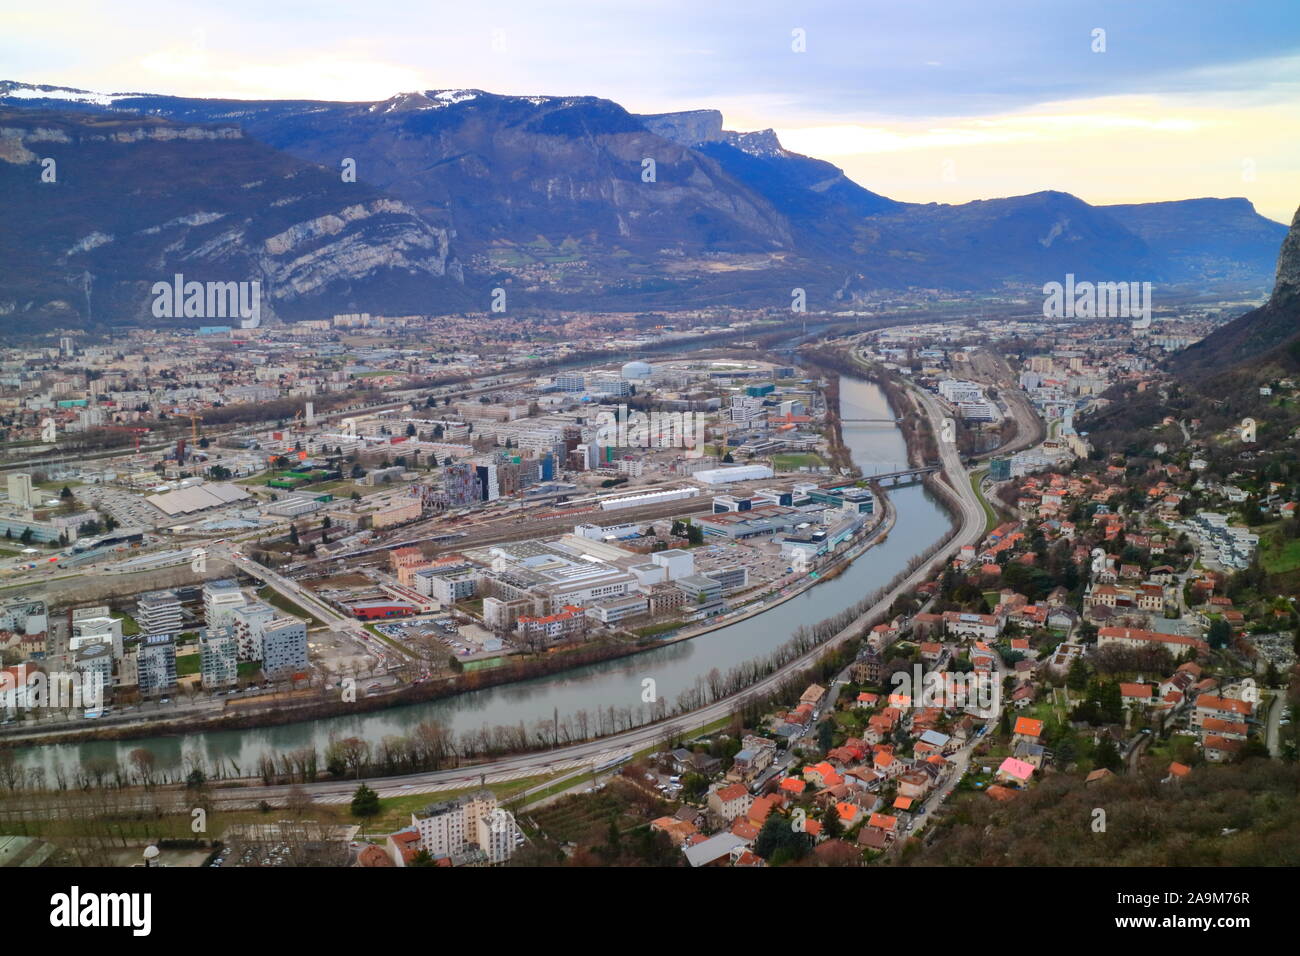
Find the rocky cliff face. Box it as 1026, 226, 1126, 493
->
0, 82, 1291, 322
1169, 203, 1300, 376
0, 109, 464, 328
1269, 205, 1300, 311
638, 109, 725, 146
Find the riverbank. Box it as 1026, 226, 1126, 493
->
7, 373, 964, 784
1, 442, 901, 752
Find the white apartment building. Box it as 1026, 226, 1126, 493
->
69, 607, 124, 659
410, 790, 513, 864
136, 634, 177, 694
413, 565, 481, 604
261, 617, 308, 679
203, 579, 248, 633
136, 590, 183, 636
229, 601, 277, 662
200, 631, 239, 689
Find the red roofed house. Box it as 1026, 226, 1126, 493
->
386, 829, 422, 867
1012, 716, 1043, 743
1192, 693, 1253, 728
708, 783, 753, 822
779, 777, 806, 795
1120, 682, 1153, 707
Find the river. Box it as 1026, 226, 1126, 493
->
18, 375, 953, 778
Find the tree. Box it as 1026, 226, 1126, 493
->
821, 805, 844, 841
1094, 736, 1123, 772
351, 783, 381, 818
286, 785, 313, 817
817, 718, 835, 751
128, 748, 156, 787
1207, 618, 1232, 649
1066, 657, 1089, 692
754, 814, 812, 863
60, 485, 72, 499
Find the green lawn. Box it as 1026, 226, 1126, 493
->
773, 453, 825, 471
971, 470, 998, 537
256, 586, 314, 623
358, 775, 551, 832
1260, 529, 1300, 574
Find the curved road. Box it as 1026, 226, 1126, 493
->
191, 377, 991, 808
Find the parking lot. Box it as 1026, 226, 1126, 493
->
373, 616, 513, 662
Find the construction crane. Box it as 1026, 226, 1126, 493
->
170, 408, 203, 442
104, 424, 151, 453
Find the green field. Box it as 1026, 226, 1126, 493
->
1260, 529, 1300, 574
773, 453, 825, 471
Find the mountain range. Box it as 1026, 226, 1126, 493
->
0, 81, 1289, 329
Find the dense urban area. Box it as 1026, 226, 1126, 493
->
2, 281, 1298, 869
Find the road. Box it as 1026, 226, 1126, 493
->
3, 343, 1021, 818
216, 543, 392, 667
188, 372, 994, 808
909, 658, 1005, 837
1264, 690, 1286, 757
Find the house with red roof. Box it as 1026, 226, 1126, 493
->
708, 783, 753, 821
1192, 693, 1253, 728
802, 761, 844, 789
779, 777, 807, 796
834, 801, 863, 828
1203, 734, 1243, 762
386, 829, 421, 867
1120, 682, 1154, 707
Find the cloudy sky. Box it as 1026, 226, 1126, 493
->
6, 0, 1298, 221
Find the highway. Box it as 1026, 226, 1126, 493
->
186, 373, 994, 809
2, 346, 1017, 817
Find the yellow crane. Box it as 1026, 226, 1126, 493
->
171, 408, 203, 442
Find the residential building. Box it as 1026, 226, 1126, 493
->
136, 634, 177, 694
200, 631, 239, 689
136, 590, 182, 636
261, 618, 308, 679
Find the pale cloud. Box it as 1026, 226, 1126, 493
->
773, 92, 1297, 223
134, 47, 428, 102
777, 97, 1209, 157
